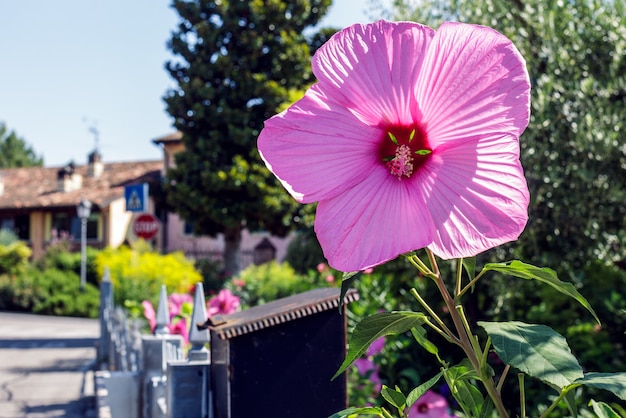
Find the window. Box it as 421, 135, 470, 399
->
0, 214, 30, 240
183, 221, 194, 236
51, 212, 98, 240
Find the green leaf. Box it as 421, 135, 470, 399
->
447, 358, 481, 381
589, 400, 622, 418
462, 257, 476, 283
333, 311, 426, 379
406, 372, 443, 408
482, 260, 600, 324
443, 360, 486, 417
328, 407, 385, 418
381, 385, 406, 410
478, 321, 583, 389
339, 271, 361, 311
575, 372, 626, 401
410, 325, 439, 356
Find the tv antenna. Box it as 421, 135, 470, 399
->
82, 118, 100, 151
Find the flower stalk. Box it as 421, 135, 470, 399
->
424, 249, 510, 418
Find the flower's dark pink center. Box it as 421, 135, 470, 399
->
417, 402, 429, 413
378, 124, 431, 180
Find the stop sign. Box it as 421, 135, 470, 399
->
133, 213, 160, 240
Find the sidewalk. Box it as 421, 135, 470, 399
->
0, 312, 98, 418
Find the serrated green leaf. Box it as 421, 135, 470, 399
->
381, 385, 406, 410
478, 321, 583, 389
406, 372, 443, 408
575, 372, 626, 401
589, 400, 622, 418
333, 312, 426, 379
328, 407, 385, 418
482, 260, 600, 324
411, 325, 439, 356
339, 271, 361, 311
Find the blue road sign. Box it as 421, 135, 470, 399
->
125, 183, 148, 212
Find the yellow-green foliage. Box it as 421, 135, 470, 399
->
95, 243, 201, 306
0, 241, 32, 275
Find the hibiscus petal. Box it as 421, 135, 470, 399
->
258, 85, 381, 203
313, 20, 434, 126
416, 22, 531, 146
314, 168, 434, 271
424, 133, 529, 258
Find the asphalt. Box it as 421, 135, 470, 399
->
0, 312, 99, 418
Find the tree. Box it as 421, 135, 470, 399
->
163, 0, 331, 276
390, 0, 626, 277
0, 122, 43, 168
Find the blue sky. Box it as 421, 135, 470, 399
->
0, 0, 385, 167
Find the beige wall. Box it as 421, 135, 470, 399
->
107, 198, 133, 248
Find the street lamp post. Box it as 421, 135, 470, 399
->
76, 198, 92, 292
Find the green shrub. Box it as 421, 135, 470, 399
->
36, 242, 100, 286
283, 228, 326, 274
0, 241, 32, 275
95, 243, 202, 307
0, 266, 99, 317
224, 260, 339, 308
0, 229, 19, 245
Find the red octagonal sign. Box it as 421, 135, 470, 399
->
133, 213, 160, 240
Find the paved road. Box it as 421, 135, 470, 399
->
0, 312, 98, 418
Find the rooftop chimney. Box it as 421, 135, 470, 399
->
88, 150, 104, 178
57, 162, 82, 192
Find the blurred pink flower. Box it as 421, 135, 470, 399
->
325, 274, 335, 283
317, 263, 328, 273
169, 317, 189, 345
258, 20, 530, 271
232, 278, 246, 288
207, 289, 240, 316
409, 390, 456, 418
354, 358, 382, 392
168, 293, 193, 318
366, 336, 385, 357
142, 300, 156, 332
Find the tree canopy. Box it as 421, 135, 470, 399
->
163, 0, 331, 275
390, 0, 626, 276
0, 122, 43, 168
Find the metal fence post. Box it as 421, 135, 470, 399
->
166, 283, 212, 418
99, 267, 113, 368
142, 285, 185, 418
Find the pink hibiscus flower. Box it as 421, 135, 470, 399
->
409, 390, 456, 418
258, 20, 531, 271
168, 293, 193, 319
207, 289, 241, 316
353, 357, 382, 392
169, 317, 189, 345
142, 300, 156, 332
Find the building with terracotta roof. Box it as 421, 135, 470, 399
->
0, 135, 293, 270
0, 150, 162, 258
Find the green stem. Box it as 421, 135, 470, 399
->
497, 364, 510, 392
538, 387, 575, 418
455, 258, 463, 296
457, 269, 487, 299
380, 407, 394, 418
407, 254, 438, 281
410, 288, 460, 345
425, 249, 510, 418
518, 373, 526, 418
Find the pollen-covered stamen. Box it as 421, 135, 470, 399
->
386, 144, 414, 179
